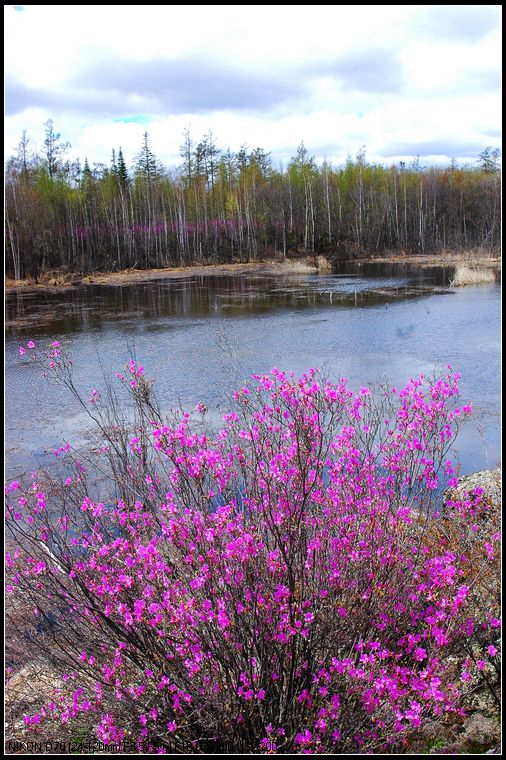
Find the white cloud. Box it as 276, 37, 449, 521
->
4, 4, 501, 169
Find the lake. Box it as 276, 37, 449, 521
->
5, 262, 501, 480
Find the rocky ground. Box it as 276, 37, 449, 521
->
445, 467, 502, 506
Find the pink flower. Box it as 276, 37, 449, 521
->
18, 346, 26, 355
5, 363, 490, 752
27, 341, 35, 349
295, 730, 312, 746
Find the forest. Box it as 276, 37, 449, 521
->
5, 121, 501, 279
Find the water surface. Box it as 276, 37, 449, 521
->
5, 262, 501, 479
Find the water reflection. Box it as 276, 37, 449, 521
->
6, 266, 457, 337
5, 263, 501, 480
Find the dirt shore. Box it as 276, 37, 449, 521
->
5, 252, 500, 293
5, 261, 312, 292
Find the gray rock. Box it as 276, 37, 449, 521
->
462, 714, 501, 746
443, 467, 501, 511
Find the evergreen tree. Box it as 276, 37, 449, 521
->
117, 148, 130, 189
43, 119, 70, 179
250, 147, 272, 178
14, 130, 33, 180
81, 158, 94, 191
4, 124, 502, 279
82, 158, 92, 179
236, 145, 248, 173
478, 146, 501, 173
204, 130, 221, 190
135, 131, 158, 181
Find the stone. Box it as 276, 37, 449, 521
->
444, 466, 501, 502
462, 714, 501, 748
443, 466, 501, 523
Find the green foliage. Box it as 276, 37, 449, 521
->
117, 148, 130, 189
477, 146, 501, 173
135, 131, 159, 182
4, 124, 502, 278
43, 119, 70, 179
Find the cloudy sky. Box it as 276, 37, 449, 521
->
5, 4, 501, 171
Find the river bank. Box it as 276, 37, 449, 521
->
5, 250, 500, 293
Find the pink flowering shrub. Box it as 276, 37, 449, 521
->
5, 343, 500, 753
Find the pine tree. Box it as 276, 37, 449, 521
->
117, 148, 130, 188
43, 119, 70, 179
204, 131, 221, 190
82, 158, 92, 180
15, 130, 33, 180
478, 146, 501, 173
135, 131, 158, 181
250, 147, 272, 178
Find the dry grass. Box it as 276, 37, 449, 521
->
278, 259, 318, 273
450, 266, 497, 287
361, 248, 500, 270
277, 256, 333, 274
433, 247, 500, 267
316, 255, 333, 273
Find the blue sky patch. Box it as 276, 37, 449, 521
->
113, 115, 150, 125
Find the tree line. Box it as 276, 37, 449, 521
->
5, 120, 501, 279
